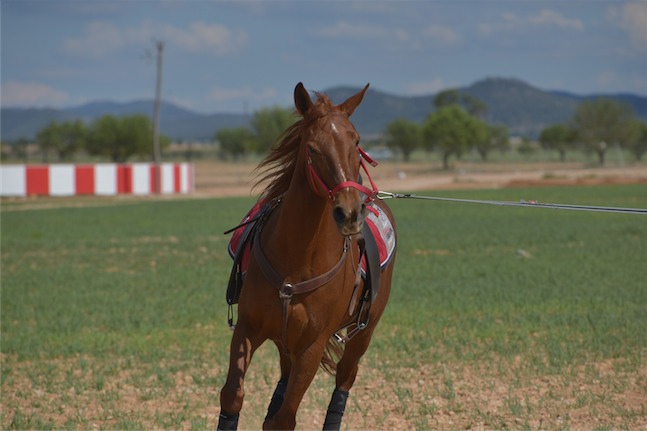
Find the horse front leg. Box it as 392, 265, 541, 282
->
263, 340, 327, 430
323, 326, 377, 431
218, 321, 264, 431
264, 343, 291, 422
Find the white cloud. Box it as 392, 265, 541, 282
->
63, 21, 124, 57
208, 86, 254, 102
595, 69, 647, 94
595, 70, 618, 90
478, 9, 584, 35
404, 78, 447, 95
528, 9, 584, 31
207, 86, 279, 105
422, 25, 461, 44
609, 2, 647, 50
63, 20, 248, 57
315, 21, 410, 43
1, 81, 71, 107
156, 21, 248, 54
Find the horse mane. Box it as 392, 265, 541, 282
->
254, 93, 336, 201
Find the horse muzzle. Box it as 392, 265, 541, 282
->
332, 191, 367, 236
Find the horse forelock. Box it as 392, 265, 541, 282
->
254, 93, 343, 201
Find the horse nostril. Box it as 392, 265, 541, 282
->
332, 206, 347, 225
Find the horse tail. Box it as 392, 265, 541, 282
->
320, 338, 344, 376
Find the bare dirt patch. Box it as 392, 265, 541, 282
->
2, 352, 645, 430
192, 160, 647, 198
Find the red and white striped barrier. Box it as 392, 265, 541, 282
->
0, 163, 194, 197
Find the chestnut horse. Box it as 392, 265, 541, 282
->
218, 83, 397, 430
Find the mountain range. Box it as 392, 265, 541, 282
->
2, 77, 646, 142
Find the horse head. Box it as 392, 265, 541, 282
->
294, 82, 372, 236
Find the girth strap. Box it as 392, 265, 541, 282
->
252, 234, 350, 353
360, 221, 381, 304
226, 220, 257, 306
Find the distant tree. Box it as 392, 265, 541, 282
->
36, 121, 62, 162
423, 105, 488, 169
249, 106, 296, 154
216, 127, 254, 160
14, 138, 30, 162
60, 120, 87, 160
0, 140, 10, 160
517, 138, 538, 157
87, 114, 168, 162
474, 124, 509, 161
627, 120, 647, 161
384, 118, 421, 162
539, 124, 577, 162
461, 94, 488, 119
86, 115, 120, 161
433, 89, 460, 109
571, 98, 635, 165
434, 89, 488, 119
35, 120, 86, 161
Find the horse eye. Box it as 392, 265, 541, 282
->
355, 140, 360, 147
308, 145, 323, 156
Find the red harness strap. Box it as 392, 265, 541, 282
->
306, 146, 379, 203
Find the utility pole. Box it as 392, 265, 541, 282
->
152, 41, 164, 193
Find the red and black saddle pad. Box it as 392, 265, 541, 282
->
227, 200, 395, 276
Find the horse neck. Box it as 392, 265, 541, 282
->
263, 167, 344, 275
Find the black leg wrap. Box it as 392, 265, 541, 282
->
265, 378, 288, 421
322, 388, 349, 431
216, 411, 239, 431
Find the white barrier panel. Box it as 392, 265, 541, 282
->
132, 163, 151, 196
1, 165, 26, 196
49, 164, 75, 196
161, 163, 174, 194
180, 163, 191, 194
95, 164, 117, 195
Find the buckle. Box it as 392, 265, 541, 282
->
279, 283, 294, 300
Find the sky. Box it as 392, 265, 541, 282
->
1, 0, 646, 114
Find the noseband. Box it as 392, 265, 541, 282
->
306, 146, 379, 203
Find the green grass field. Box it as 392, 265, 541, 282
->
2, 184, 646, 430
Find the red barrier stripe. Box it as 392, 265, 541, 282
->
117, 165, 132, 194
150, 165, 159, 194
26, 166, 49, 196
174, 164, 181, 193
75, 165, 95, 195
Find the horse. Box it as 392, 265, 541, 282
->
218, 82, 397, 431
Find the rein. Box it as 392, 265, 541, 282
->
377, 191, 647, 215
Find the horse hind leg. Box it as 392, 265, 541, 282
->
218, 322, 264, 431
322, 387, 349, 431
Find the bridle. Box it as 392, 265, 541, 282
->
306, 145, 379, 204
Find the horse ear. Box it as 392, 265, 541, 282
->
294, 82, 313, 116
338, 83, 370, 117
